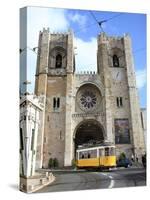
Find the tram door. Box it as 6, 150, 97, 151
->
99, 148, 104, 166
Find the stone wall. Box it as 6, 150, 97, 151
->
34, 31, 145, 168
97, 33, 145, 160
20, 172, 55, 193
42, 76, 67, 167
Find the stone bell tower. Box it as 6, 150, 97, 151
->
97, 32, 145, 159
35, 28, 75, 167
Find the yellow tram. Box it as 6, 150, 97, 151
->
76, 144, 116, 169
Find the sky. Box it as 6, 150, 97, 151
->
20, 6, 146, 108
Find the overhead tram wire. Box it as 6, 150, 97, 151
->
31, 12, 123, 51
89, 11, 105, 32
79, 45, 146, 69
104, 13, 123, 22
44, 12, 124, 43
89, 11, 124, 33
21, 12, 124, 53
20, 46, 38, 54
21, 22, 98, 54
24, 12, 146, 56
74, 12, 124, 34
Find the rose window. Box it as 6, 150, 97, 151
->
76, 84, 102, 112
80, 91, 97, 109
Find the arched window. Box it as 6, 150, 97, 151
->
57, 98, 60, 108
55, 54, 62, 68
53, 98, 56, 108
113, 55, 119, 67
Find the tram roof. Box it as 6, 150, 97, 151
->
76, 142, 115, 151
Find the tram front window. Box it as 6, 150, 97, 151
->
105, 147, 109, 156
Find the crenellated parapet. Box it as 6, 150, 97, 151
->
75, 71, 97, 80
75, 71, 96, 75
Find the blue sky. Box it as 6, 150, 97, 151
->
20, 7, 146, 108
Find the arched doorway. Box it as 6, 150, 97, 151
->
74, 120, 105, 150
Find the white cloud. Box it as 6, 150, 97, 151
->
69, 13, 87, 28
136, 68, 147, 89
25, 7, 70, 93
27, 7, 69, 47
74, 37, 97, 72
24, 8, 131, 93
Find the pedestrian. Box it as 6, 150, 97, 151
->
131, 154, 134, 162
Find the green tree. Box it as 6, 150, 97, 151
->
119, 152, 126, 160
53, 158, 59, 168
48, 158, 54, 168
72, 159, 76, 168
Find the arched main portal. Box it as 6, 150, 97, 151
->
74, 120, 105, 150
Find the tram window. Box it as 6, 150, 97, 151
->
79, 153, 85, 159
99, 149, 104, 156
90, 150, 97, 158
79, 150, 97, 159
109, 148, 115, 156
105, 148, 109, 156
84, 152, 88, 158
79, 152, 83, 159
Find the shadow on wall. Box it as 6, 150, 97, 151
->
9, 184, 19, 191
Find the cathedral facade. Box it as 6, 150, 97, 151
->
35, 28, 145, 168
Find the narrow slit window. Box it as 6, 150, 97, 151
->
116, 97, 123, 107
116, 97, 119, 107
53, 97, 60, 111
53, 98, 56, 108
20, 128, 24, 150
57, 98, 60, 108
60, 131, 62, 140
120, 97, 123, 107
113, 55, 119, 67
31, 129, 35, 151
141, 112, 144, 129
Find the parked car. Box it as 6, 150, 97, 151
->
117, 158, 132, 168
